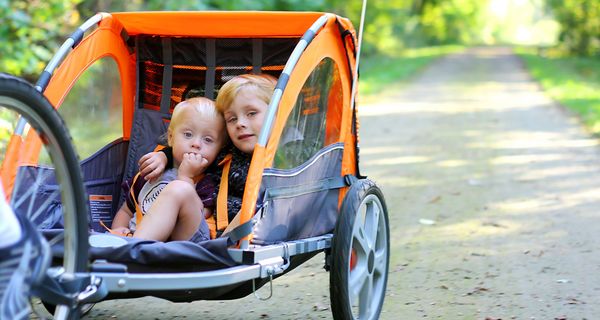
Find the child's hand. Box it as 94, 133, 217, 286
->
178, 153, 209, 184
139, 152, 168, 182
110, 227, 132, 237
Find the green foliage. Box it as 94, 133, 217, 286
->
0, 0, 82, 81
414, 0, 488, 46
546, 0, 600, 56
516, 47, 600, 134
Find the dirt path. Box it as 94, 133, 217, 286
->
77, 47, 600, 319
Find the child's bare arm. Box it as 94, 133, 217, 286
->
111, 204, 134, 235
139, 151, 168, 181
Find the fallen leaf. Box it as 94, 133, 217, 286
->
482, 221, 506, 228
428, 195, 441, 203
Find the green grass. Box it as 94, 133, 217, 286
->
515, 47, 600, 135
359, 45, 464, 99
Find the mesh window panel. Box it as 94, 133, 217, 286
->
135, 36, 298, 111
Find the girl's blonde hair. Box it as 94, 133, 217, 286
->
215, 74, 277, 113
166, 97, 225, 145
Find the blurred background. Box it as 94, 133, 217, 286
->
1, 0, 596, 81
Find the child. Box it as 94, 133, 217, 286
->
139, 74, 277, 229
111, 97, 227, 243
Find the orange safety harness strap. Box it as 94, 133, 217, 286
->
99, 220, 133, 237
130, 172, 144, 227
206, 153, 232, 238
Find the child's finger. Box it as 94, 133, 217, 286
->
145, 170, 159, 182
139, 162, 154, 176
138, 153, 151, 165
146, 165, 163, 181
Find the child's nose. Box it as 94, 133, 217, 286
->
236, 117, 247, 128
192, 137, 202, 148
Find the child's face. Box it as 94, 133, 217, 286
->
168, 108, 225, 167
223, 87, 268, 154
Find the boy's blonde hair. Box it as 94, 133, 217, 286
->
167, 97, 225, 145
215, 74, 277, 113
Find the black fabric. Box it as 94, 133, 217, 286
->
43, 229, 235, 269
122, 109, 170, 191
204, 39, 216, 99
136, 37, 296, 68
252, 39, 263, 74
11, 139, 129, 232
89, 234, 236, 268
159, 38, 173, 114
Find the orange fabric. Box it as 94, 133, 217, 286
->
324, 69, 343, 146
206, 215, 217, 239
111, 11, 325, 38
129, 172, 144, 227
216, 154, 232, 232
0, 134, 23, 200
206, 153, 232, 239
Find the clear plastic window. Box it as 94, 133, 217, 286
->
58, 57, 123, 160
273, 58, 342, 169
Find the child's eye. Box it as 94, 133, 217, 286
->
183, 132, 193, 138
247, 111, 257, 117
226, 117, 237, 124
204, 137, 214, 143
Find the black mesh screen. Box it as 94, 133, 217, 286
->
134, 36, 298, 113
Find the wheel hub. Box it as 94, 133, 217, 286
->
368, 250, 375, 273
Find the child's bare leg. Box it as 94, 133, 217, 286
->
134, 181, 204, 241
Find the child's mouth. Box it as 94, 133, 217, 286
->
238, 134, 253, 140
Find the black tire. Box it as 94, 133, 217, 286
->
330, 179, 390, 320
0, 73, 89, 319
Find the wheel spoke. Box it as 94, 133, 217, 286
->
364, 200, 380, 249
373, 249, 387, 276
29, 189, 60, 225
353, 223, 369, 255
349, 261, 368, 301
11, 168, 54, 218
358, 273, 374, 319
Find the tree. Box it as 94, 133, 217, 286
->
547, 0, 600, 56
0, 0, 83, 81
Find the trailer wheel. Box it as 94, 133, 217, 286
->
330, 179, 390, 320
0, 73, 89, 319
